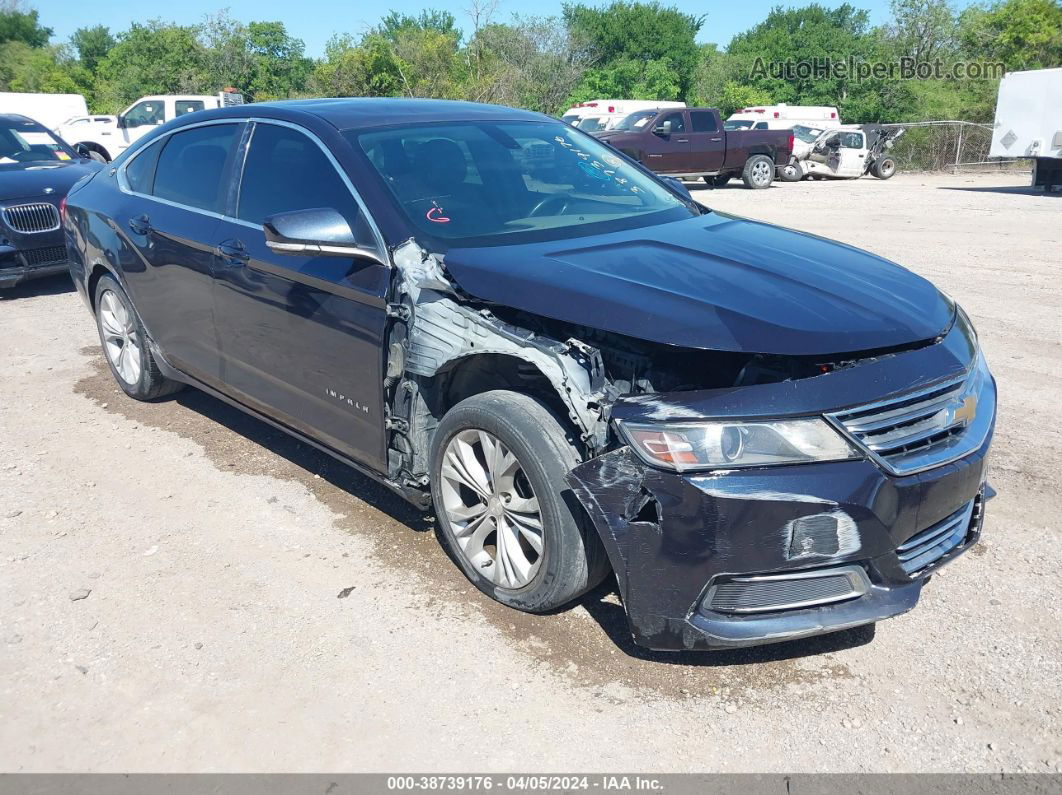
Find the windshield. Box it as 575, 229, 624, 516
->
612, 110, 658, 132
351, 120, 697, 247
576, 116, 605, 132
0, 119, 75, 165
724, 120, 753, 130
792, 125, 825, 143
560, 114, 580, 126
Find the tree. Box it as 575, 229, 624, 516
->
94, 22, 208, 111
0, 0, 51, 47
959, 0, 1062, 71
887, 0, 958, 64
563, 2, 703, 98
70, 25, 115, 72
0, 40, 90, 93
378, 9, 460, 43
310, 34, 405, 97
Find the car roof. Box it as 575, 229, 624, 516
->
0, 113, 39, 126
185, 98, 547, 132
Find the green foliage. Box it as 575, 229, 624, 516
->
563, 2, 702, 97
0, 2, 51, 47
959, 0, 1062, 71
0, 40, 90, 93
70, 25, 114, 73
378, 9, 459, 43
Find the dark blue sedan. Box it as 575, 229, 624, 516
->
0, 114, 102, 289
63, 99, 995, 651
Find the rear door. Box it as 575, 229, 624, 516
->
115, 121, 243, 386
687, 110, 725, 172
640, 111, 691, 173
211, 120, 391, 470
836, 130, 868, 176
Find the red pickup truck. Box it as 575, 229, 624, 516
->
593, 107, 793, 189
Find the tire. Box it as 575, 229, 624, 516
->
76, 142, 111, 162
430, 390, 609, 613
871, 157, 897, 179
742, 154, 775, 189
703, 174, 730, 187
93, 274, 183, 400
779, 159, 804, 182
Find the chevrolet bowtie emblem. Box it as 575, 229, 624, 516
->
951, 395, 977, 425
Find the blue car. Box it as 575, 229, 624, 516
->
1, 114, 102, 289
63, 99, 995, 651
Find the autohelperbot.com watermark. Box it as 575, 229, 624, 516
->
751, 56, 1005, 82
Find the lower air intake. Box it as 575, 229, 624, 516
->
702, 565, 869, 615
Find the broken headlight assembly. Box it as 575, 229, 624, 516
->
617, 418, 861, 472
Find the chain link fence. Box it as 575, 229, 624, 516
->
880, 120, 1025, 173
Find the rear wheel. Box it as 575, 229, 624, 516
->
742, 154, 775, 189
779, 159, 804, 182
94, 274, 183, 400
430, 390, 609, 613
871, 157, 897, 179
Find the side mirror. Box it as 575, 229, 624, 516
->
264, 207, 382, 262
659, 175, 693, 201
652, 120, 672, 136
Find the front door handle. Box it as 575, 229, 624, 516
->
215, 240, 249, 266
127, 214, 151, 235
710, 137, 722, 142
676, 138, 689, 143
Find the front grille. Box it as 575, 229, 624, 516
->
702, 565, 868, 614
897, 497, 977, 577
827, 374, 971, 475
3, 202, 60, 233
22, 245, 68, 267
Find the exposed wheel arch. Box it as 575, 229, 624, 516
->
75, 141, 111, 162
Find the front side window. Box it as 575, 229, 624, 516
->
657, 113, 685, 134
352, 120, 697, 246
123, 101, 165, 128
238, 123, 375, 249
754, 121, 768, 129
690, 111, 718, 133
175, 100, 205, 117
0, 119, 75, 165
152, 124, 238, 213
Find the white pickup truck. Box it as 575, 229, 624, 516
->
55, 91, 244, 162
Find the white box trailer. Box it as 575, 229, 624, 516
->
989, 67, 1062, 190
0, 93, 88, 130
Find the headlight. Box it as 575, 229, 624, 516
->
617, 418, 861, 472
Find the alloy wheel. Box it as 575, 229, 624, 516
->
98, 289, 142, 386
439, 429, 543, 589
752, 160, 772, 186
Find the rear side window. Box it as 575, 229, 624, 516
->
174, 100, 205, 116
152, 124, 238, 213
690, 111, 718, 133
754, 121, 768, 130
124, 141, 162, 194
237, 123, 371, 245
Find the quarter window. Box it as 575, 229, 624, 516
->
124, 141, 162, 194
237, 123, 372, 246
840, 132, 864, 149
152, 124, 239, 213
690, 111, 718, 133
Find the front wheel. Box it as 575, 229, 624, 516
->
742, 154, 775, 189
94, 274, 183, 400
430, 390, 609, 613
779, 160, 804, 182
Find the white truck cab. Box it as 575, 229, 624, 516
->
561, 100, 686, 133
55, 91, 244, 162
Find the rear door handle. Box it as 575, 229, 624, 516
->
215, 240, 249, 266
127, 214, 151, 235
710, 137, 722, 142
676, 138, 689, 143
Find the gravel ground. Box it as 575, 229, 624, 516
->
1, 171, 1059, 773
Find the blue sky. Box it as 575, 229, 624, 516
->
40, 0, 915, 57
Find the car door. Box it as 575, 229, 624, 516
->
641, 111, 691, 173
687, 110, 725, 173
211, 120, 391, 471
114, 121, 243, 387
836, 131, 868, 176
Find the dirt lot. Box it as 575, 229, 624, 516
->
1, 171, 1060, 773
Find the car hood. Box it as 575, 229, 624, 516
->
440, 212, 954, 356
0, 160, 101, 203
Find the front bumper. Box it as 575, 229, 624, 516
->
1, 230, 70, 289
566, 329, 996, 651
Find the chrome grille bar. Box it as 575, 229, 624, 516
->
2, 202, 61, 234
896, 499, 975, 576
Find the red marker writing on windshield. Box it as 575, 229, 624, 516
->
426, 203, 450, 223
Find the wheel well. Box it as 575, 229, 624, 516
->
86, 263, 112, 310
76, 141, 111, 161
747, 146, 774, 160
422, 353, 582, 447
